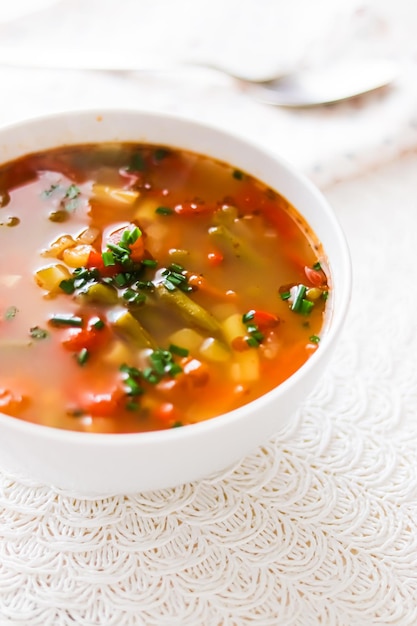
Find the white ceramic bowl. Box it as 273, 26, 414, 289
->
0, 109, 351, 495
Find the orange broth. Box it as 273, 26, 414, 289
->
0, 143, 329, 433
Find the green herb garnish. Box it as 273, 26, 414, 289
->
4, 305, 18, 321
29, 326, 49, 340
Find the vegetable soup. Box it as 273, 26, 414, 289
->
0, 143, 329, 433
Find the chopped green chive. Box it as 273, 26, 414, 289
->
233, 169, 244, 180
76, 348, 89, 366
59, 279, 75, 294
242, 310, 255, 323
49, 314, 83, 327
291, 285, 307, 312
280, 291, 291, 301
102, 251, 116, 267
299, 299, 314, 315
141, 259, 158, 268
313, 262, 322, 271
155, 206, 173, 215
169, 344, 189, 357
309, 335, 320, 343
90, 317, 105, 330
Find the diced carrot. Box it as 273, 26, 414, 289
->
86, 249, 122, 277
0, 388, 25, 414
251, 310, 279, 331
81, 388, 122, 417
153, 402, 181, 425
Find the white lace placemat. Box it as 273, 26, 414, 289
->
1, 1, 417, 624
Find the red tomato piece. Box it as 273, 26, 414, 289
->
304, 266, 326, 287
251, 310, 279, 331
86, 249, 122, 277
81, 388, 121, 417
61, 317, 108, 352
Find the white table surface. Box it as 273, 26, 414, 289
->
0, 1, 417, 625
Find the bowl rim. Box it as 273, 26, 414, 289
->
0, 107, 352, 445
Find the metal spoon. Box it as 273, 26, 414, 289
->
235, 59, 399, 107
0, 46, 398, 107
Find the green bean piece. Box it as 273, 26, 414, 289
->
154, 283, 222, 334
113, 311, 157, 349
77, 282, 119, 305
208, 224, 262, 267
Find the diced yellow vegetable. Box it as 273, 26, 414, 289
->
93, 184, 139, 206
134, 198, 161, 221
35, 264, 71, 293
222, 313, 247, 345
41, 234, 75, 258
199, 337, 230, 362
230, 349, 260, 382
102, 339, 133, 366
169, 328, 204, 353
76, 227, 99, 245
306, 287, 322, 300
62, 244, 93, 268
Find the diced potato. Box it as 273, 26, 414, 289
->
230, 349, 260, 382
102, 340, 133, 366
211, 303, 239, 321
134, 198, 161, 221
35, 264, 71, 293
169, 328, 204, 353
41, 234, 76, 258
62, 244, 93, 268
93, 184, 139, 206
222, 313, 247, 345
76, 227, 99, 245
199, 337, 230, 362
